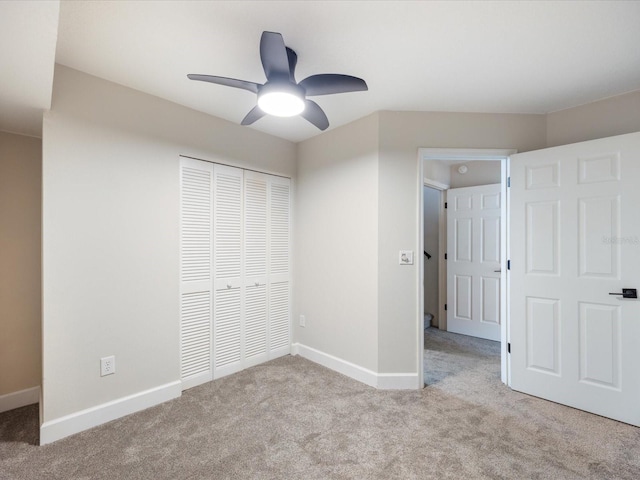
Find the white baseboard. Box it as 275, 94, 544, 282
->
377, 373, 421, 390
40, 381, 181, 445
291, 343, 419, 390
181, 371, 212, 392
292, 343, 378, 388
0, 386, 40, 414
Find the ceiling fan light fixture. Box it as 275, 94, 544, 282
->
257, 83, 305, 117
188, 31, 367, 130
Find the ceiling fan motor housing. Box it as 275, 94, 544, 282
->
257, 82, 306, 116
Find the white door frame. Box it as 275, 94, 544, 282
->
417, 148, 516, 386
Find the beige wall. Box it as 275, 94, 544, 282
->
294, 113, 379, 371
0, 131, 42, 398
41, 66, 295, 423
449, 160, 501, 189
295, 110, 549, 378
377, 110, 547, 373
547, 90, 640, 147
29, 65, 640, 428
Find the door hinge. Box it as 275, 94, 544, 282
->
507, 259, 511, 270
444, 253, 448, 260
444, 202, 448, 209
507, 176, 511, 188
507, 343, 511, 353
444, 304, 447, 311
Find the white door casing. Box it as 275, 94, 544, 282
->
447, 184, 502, 341
509, 132, 640, 426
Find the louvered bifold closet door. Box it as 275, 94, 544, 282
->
243, 171, 269, 367
180, 158, 214, 390
213, 164, 244, 378
268, 175, 291, 358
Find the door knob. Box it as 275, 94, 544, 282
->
609, 288, 637, 299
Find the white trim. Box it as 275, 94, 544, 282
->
437, 190, 447, 330
423, 178, 450, 191
291, 343, 419, 390
40, 381, 181, 445
501, 158, 510, 385
0, 386, 40, 413
377, 373, 421, 390
420, 148, 517, 162
181, 371, 212, 391
417, 157, 424, 387
292, 343, 377, 388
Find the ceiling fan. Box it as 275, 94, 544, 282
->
187, 31, 368, 131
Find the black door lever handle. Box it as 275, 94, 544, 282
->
609, 288, 637, 299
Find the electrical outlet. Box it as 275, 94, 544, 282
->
101, 355, 116, 376
299, 315, 306, 327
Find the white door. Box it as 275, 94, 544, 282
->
268, 175, 292, 358
179, 158, 214, 390
509, 132, 640, 426
447, 184, 502, 341
212, 164, 244, 378
180, 158, 291, 387
243, 171, 269, 368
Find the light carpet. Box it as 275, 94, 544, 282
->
1, 328, 639, 479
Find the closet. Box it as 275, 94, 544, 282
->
179, 157, 291, 390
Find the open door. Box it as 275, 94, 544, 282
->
447, 183, 502, 341
509, 132, 640, 426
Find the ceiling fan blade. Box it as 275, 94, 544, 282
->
301, 100, 329, 130
260, 31, 290, 81
241, 105, 266, 126
299, 74, 368, 96
187, 74, 260, 94
286, 47, 297, 82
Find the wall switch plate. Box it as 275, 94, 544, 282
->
101, 355, 116, 376
299, 315, 306, 327
399, 250, 414, 265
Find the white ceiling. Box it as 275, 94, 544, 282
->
4, 1, 640, 142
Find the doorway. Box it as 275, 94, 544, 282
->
418, 148, 515, 387
422, 184, 444, 331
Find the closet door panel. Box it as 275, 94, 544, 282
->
268, 176, 291, 358
213, 287, 242, 377
269, 180, 290, 280
213, 165, 243, 288
244, 283, 268, 366
213, 165, 243, 378
182, 159, 291, 383
269, 280, 290, 355
180, 158, 213, 390
244, 172, 268, 281
243, 171, 269, 366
